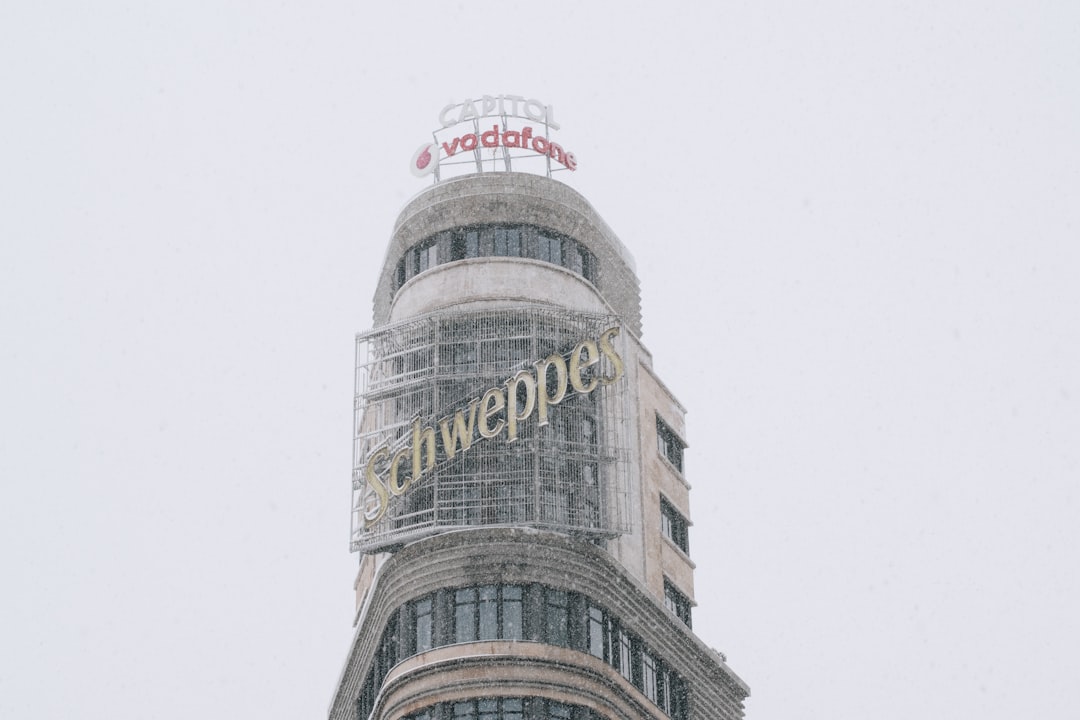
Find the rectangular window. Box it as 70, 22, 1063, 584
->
587, 605, 606, 660
656, 662, 671, 713
549, 702, 572, 720
414, 597, 433, 652
502, 585, 523, 640
581, 249, 594, 282
656, 416, 685, 472
415, 240, 438, 274
451, 228, 481, 260
660, 497, 690, 555
453, 701, 477, 720
670, 674, 690, 720
454, 588, 478, 643
544, 588, 569, 647
493, 227, 509, 256
663, 579, 693, 628
478, 698, 498, 720
537, 233, 561, 265
642, 650, 658, 703
565, 242, 584, 274
478, 585, 499, 640
618, 627, 633, 683
501, 698, 523, 720
506, 228, 521, 256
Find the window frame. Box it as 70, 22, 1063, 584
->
663, 578, 693, 628
660, 496, 690, 555
656, 415, 686, 473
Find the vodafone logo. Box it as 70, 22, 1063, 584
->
410, 143, 438, 177
410, 95, 576, 180
440, 125, 576, 171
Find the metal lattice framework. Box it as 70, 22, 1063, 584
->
351, 306, 630, 553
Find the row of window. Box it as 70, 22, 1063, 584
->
356, 583, 689, 720
393, 224, 598, 295
402, 697, 599, 720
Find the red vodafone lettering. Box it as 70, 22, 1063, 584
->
422, 124, 578, 172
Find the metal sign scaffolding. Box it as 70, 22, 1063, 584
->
351, 306, 630, 553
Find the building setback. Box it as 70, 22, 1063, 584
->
330, 171, 749, 720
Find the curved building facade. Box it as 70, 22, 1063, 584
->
331, 172, 749, 720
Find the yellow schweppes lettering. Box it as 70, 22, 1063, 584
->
361, 325, 625, 527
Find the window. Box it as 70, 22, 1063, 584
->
587, 605, 606, 660
452, 585, 523, 644
564, 241, 585, 275
501, 585, 523, 640
394, 224, 597, 301
656, 416, 685, 472
414, 240, 438, 274
663, 579, 693, 628
455, 587, 478, 642
478, 585, 499, 640
493, 227, 521, 257
451, 228, 480, 260
403, 699, 593, 720
660, 498, 690, 555
413, 596, 433, 652
544, 588, 570, 648
537, 233, 562, 265
364, 584, 690, 720
642, 650, 658, 703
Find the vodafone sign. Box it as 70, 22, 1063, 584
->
410, 95, 577, 179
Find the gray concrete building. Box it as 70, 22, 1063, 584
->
330, 172, 749, 720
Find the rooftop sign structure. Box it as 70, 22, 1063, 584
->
410, 94, 577, 181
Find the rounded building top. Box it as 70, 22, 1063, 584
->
372, 173, 642, 336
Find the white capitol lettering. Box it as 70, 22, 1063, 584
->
438, 94, 560, 130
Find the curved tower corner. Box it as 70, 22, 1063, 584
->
331, 172, 749, 720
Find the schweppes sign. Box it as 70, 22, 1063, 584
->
361, 326, 624, 528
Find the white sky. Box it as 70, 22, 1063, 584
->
2, 2, 1078, 719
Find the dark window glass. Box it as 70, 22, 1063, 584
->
537, 233, 561, 265
550, 701, 572, 719
506, 228, 521, 256
670, 674, 690, 720
643, 650, 658, 702
544, 588, 569, 647
385, 585, 688, 719
618, 627, 633, 682
414, 597, 433, 652
415, 240, 437, 274
395, 225, 597, 303
660, 498, 690, 555
581, 249, 594, 282
502, 585, 523, 640
664, 579, 693, 628
453, 228, 480, 259
565, 242, 584, 274
492, 227, 522, 257
478, 585, 499, 640
478, 698, 498, 720
455, 588, 478, 642
501, 698, 523, 720
493, 227, 509, 256
587, 605, 605, 660
657, 661, 671, 713
453, 700, 476, 720
656, 416, 685, 471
